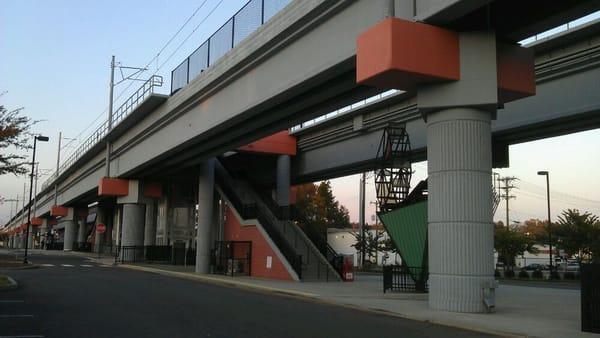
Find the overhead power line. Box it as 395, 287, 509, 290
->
63, 0, 213, 152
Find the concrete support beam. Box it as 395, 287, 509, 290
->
77, 219, 86, 244
422, 32, 497, 313
63, 220, 76, 251
121, 204, 145, 247
144, 201, 157, 246
426, 108, 494, 312
196, 158, 215, 274
276, 154, 291, 209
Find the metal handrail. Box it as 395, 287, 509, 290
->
41, 75, 163, 191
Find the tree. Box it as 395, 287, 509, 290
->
494, 222, 538, 269
294, 181, 351, 233
0, 105, 35, 175
351, 227, 386, 265
554, 209, 600, 262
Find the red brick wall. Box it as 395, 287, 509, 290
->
223, 205, 294, 281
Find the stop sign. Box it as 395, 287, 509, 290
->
97, 223, 106, 234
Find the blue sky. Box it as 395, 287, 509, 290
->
1, 1, 599, 225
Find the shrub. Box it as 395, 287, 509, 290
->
532, 270, 543, 279
518, 270, 530, 279
494, 269, 501, 278
504, 269, 515, 279
564, 272, 577, 280
550, 271, 561, 280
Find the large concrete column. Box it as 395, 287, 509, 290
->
276, 155, 291, 207
27, 232, 34, 250
77, 219, 86, 244
420, 32, 497, 313
196, 158, 215, 273
20, 234, 26, 249
144, 201, 157, 246
426, 108, 494, 312
120, 204, 145, 246
276, 154, 291, 219
94, 208, 105, 253
63, 220, 77, 251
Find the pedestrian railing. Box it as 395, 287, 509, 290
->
115, 245, 197, 266
383, 265, 428, 293
171, 0, 291, 94
212, 241, 252, 277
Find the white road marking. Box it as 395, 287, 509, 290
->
0, 315, 34, 318
60, 264, 74, 267
40, 264, 54, 267
80, 264, 93, 267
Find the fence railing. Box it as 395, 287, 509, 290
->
383, 266, 428, 293
41, 75, 163, 191
170, 0, 291, 94
116, 245, 196, 266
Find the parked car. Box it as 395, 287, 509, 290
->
566, 262, 580, 272
524, 263, 547, 271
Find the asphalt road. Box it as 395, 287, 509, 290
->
1, 250, 496, 338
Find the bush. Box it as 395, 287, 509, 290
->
550, 271, 561, 280
532, 270, 543, 279
504, 269, 515, 279
494, 269, 501, 278
518, 270, 530, 279
563, 272, 578, 280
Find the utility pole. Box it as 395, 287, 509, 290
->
498, 177, 517, 229
359, 172, 366, 268
106, 55, 115, 178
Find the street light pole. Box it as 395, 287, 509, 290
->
23, 135, 49, 264
538, 170, 552, 276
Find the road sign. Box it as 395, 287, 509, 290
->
97, 223, 106, 234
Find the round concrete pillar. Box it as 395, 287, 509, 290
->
121, 204, 146, 247
427, 107, 494, 313
63, 220, 77, 251
77, 220, 86, 244
144, 201, 157, 246
195, 158, 215, 274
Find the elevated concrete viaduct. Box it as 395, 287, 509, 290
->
3, 0, 600, 313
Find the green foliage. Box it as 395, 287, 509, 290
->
295, 181, 351, 234
494, 224, 538, 269
563, 271, 578, 280
351, 228, 386, 264
504, 269, 515, 278
532, 270, 543, 279
0, 105, 35, 175
554, 209, 600, 262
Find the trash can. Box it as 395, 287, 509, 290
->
342, 255, 354, 282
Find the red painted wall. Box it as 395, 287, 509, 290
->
223, 205, 294, 281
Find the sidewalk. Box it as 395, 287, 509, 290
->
87, 257, 590, 338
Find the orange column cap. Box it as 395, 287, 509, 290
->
357, 17, 460, 90
98, 177, 129, 196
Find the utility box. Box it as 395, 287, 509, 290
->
581, 264, 600, 333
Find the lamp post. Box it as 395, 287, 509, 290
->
537, 170, 552, 277
23, 135, 49, 264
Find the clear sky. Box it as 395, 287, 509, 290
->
1, 1, 599, 225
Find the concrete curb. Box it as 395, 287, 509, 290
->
117, 264, 318, 299
0, 264, 40, 270
0, 276, 18, 291
115, 264, 523, 337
